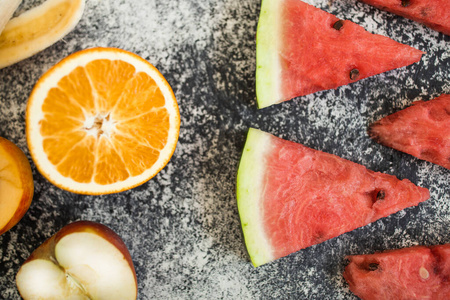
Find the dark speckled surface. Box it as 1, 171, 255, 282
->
0, 0, 449, 299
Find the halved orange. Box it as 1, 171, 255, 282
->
26, 47, 180, 195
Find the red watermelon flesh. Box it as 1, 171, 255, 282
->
357, 0, 450, 36
369, 94, 450, 169
281, 0, 423, 100
236, 128, 430, 266
255, 0, 424, 108
344, 244, 450, 300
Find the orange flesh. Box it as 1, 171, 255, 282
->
40, 59, 169, 185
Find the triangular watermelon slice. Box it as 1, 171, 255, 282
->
369, 94, 450, 169
236, 128, 430, 267
357, 0, 450, 36
256, 0, 424, 108
344, 244, 450, 299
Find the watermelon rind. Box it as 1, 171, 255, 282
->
236, 128, 274, 267
255, 0, 281, 109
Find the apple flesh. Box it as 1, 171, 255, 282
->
16, 221, 138, 300
0, 136, 34, 235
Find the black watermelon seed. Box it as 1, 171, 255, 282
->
368, 263, 379, 271
333, 20, 344, 30
401, 0, 410, 7
376, 190, 386, 201
349, 69, 360, 80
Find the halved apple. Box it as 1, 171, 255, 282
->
16, 221, 138, 300
0, 136, 34, 235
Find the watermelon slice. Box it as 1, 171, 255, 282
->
357, 0, 450, 36
236, 128, 430, 267
369, 94, 450, 169
344, 244, 450, 299
255, 0, 424, 108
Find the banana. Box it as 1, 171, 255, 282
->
0, 0, 85, 69
0, 0, 22, 35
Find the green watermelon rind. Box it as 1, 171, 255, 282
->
255, 0, 281, 109
236, 128, 274, 267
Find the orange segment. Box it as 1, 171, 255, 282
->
112, 72, 166, 120
85, 59, 136, 113
57, 66, 96, 115
93, 137, 129, 185
56, 136, 96, 183
116, 109, 170, 150
42, 131, 86, 165
42, 87, 85, 120
26, 47, 180, 194
112, 132, 161, 177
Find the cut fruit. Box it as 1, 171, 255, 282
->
255, 0, 424, 108
236, 128, 430, 267
344, 244, 450, 299
357, 0, 450, 36
0, 0, 21, 36
369, 94, 450, 169
0, 0, 85, 69
16, 221, 138, 300
0, 136, 34, 235
26, 47, 180, 195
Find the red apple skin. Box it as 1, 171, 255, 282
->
0, 136, 34, 235
18, 220, 138, 298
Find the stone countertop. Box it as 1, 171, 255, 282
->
0, 0, 448, 298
